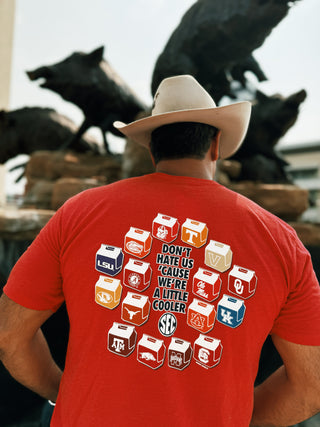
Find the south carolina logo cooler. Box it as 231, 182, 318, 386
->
193, 334, 223, 369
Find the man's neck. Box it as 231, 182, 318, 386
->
155, 158, 216, 180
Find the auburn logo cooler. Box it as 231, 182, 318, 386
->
95, 244, 124, 276
187, 298, 216, 333
168, 337, 192, 371
95, 275, 122, 309
192, 267, 221, 302
181, 218, 208, 248
193, 334, 223, 369
121, 292, 151, 326
217, 294, 246, 328
205, 240, 233, 273
123, 258, 152, 292
152, 213, 180, 243
228, 265, 257, 299
107, 322, 137, 357
137, 334, 166, 369
124, 227, 152, 259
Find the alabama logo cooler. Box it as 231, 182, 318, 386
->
123, 258, 152, 292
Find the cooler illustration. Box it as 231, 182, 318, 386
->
152, 213, 179, 243
124, 227, 152, 259
123, 258, 152, 292
187, 298, 216, 333
95, 244, 124, 276
192, 268, 221, 302
228, 265, 257, 299
205, 240, 233, 272
217, 294, 246, 328
168, 337, 192, 371
107, 322, 137, 357
95, 275, 122, 309
181, 218, 208, 248
121, 292, 151, 326
193, 334, 223, 369
137, 334, 166, 369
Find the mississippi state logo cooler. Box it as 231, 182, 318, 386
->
168, 337, 192, 371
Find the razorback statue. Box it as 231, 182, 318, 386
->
27, 46, 146, 154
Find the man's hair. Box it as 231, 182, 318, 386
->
150, 122, 218, 164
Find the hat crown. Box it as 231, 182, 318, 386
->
152, 75, 216, 116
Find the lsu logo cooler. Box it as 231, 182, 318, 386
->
124, 227, 152, 259
95, 244, 124, 276
181, 218, 208, 248
152, 213, 180, 243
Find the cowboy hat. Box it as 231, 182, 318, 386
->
113, 75, 251, 159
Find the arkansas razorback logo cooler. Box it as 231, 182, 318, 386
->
137, 334, 166, 369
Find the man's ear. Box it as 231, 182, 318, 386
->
211, 130, 221, 161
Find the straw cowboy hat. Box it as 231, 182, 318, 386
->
113, 74, 252, 159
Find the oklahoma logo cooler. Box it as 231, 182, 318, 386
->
217, 294, 246, 328
95, 276, 122, 309
152, 213, 180, 243
192, 268, 221, 302
228, 265, 257, 299
187, 298, 216, 333
95, 244, 124, 276
193, 334, 223, 369
181, 218, 208, 248
124, 227, 152, 259
123, 258, 152, 292
137, 334, 166, 369
121, 292, 151, 326
107, 322, 137, 357
168, 338, 192, 371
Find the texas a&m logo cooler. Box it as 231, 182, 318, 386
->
192, 267, 221, 302
168, 338, 192, 371
123, 258, 152, 292
193, 334, 223, 369
137, 334, 166, 369
124, 227, 152, 259
181, 218, 208, 248
95, 244, 124, 276
228, 265, 257, 299
121, 292, 151, 326
107, 322, 137, 357
152, 213, 179, 243
95, 276, 122, 309
187, 298, 216, 333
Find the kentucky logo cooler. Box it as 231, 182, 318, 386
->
124, 227, 152, 259
193, 334, 223, 369
152, 213, 180, 243
168, 337, 192, 371
187, 298, 216, 333
95, 244, 124, 276
107, 322, 137, 357
123, 258, 152, 292
181, 218, 208, 248
228, 265, 257, 299
205, 240, 232, 273
95, 276, 122, 309
121, 292, 151, 326
137, 334, 166, 369
192, 268, 221, 302
217, 294, 246, 328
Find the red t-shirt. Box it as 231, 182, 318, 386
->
4, 173, 320, 426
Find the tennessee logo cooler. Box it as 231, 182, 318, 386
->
121, 292, 151, 326
107, 322, 137, 357
152, 213, 180, 243
217, 294, 246, 328
187, 298, 216, 333
168, 337, 193, 371
193, 334, 223, 369
124, 227, 152, 259
137, 334, 166, 369
95, 244, 124, 276
205, 240, 233, 272
228, 265, 257, 299
181, 218, 208, 248
192, 267, 222, 302
123, 258, 152, 292
95, 276, 122, 309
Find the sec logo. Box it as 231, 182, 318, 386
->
158, 313, 177, 337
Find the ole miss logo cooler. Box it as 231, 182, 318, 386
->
192, 267, 221, 302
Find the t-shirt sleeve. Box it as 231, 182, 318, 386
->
3, 207, 65, 312
271, 234, 320, 346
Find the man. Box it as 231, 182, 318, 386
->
0, 75, 320, 426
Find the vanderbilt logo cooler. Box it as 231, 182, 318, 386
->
192, 268, 221, 302
121, 292, 151, 326
217, 294, 246, 328
95, 276, 122, 309
95, 244, 124, 276
137, 334, 166, 369
124, 227, 152, 259
228, 265, 257, 299
181, 218, 208, 248
187, 298, 216, 333
107, 322, 137, 357
152, 213, 179, 243
205, 240, 233, 272
123, 258, 152, 292
194, 334, 223, 369
168, 338, 192, 371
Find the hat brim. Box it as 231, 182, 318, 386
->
114, 101, 251, 159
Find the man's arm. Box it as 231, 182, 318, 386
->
0, 293, 62, 402
250, 334, 320, 427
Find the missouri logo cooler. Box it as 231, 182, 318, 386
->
187, 298, 216, 333
124, 227, 152, 259
95, 276, 122, 309
192, 267, 221, 302
193, 334, 223, 369
205, 240, 233, 272
107, 322, 137, 357
95, 244, 124, 276
181, 218, 208, 248
228, 265, 257, 299
217, 294, 246, 328
121, 292, 151, 326
152, 213, 180, 243
137, 334, 166, 369
123, 258, 152, 292
168, 337, 192, 371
